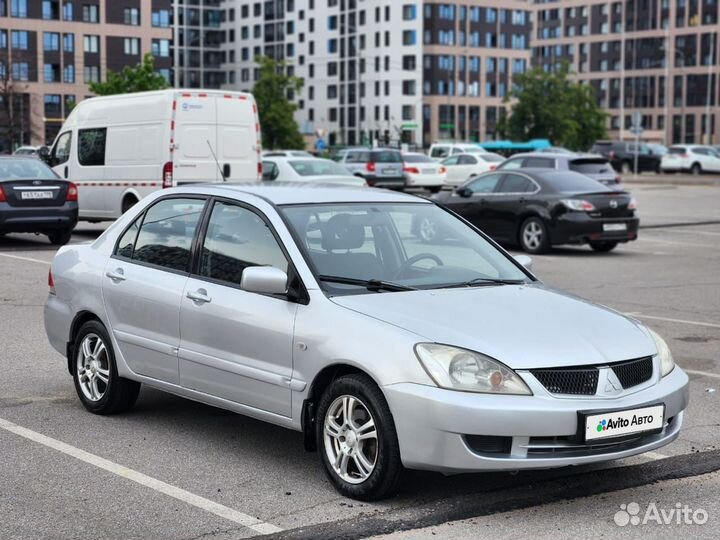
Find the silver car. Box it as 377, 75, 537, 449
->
44, 183, 688, 500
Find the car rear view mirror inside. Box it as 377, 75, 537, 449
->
240, 266, 288, 295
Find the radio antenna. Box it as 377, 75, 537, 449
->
206, 140, 227, 182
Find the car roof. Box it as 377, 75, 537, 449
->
174, 182, 428, 205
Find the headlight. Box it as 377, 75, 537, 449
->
415, 343, 532, 395
648, 328, 675, 377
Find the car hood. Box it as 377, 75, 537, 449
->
331, 284, 656, 369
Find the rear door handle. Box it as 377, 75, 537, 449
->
186, 289, 212, 304
105, 268, 126, 282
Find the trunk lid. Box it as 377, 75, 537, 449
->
580, 191, 634, 218
1, 179, 69, 207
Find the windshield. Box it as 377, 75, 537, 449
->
403, 154, 434, 163
288, 159, 350, 177
0, 158, 57, 180
281, 203, 530, 294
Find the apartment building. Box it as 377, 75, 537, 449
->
174, 0, 227, 88
0, 0, 172, 151
222, 0, 532, 147
533, 0, 720, 145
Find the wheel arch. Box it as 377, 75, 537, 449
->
120, 189, 141, 214
66, 310, 104, 374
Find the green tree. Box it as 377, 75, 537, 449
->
89, 53, 169, 96
252, 56, 305, 150
502, 63, 607, 151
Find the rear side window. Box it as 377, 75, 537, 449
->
498, 174, 535, 193
524, 157, 554, 168
131, 198, 206, 272
116, 217, 141, 259
78, 128, 107, 166
668, 146, 686, 154
458, 154, 477, 165
199, 201, 288, 287
569, 159, 613, 174
498, 158, 523, 170
372, 151, 402, 163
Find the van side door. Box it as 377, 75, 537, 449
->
174, 93, 219, 184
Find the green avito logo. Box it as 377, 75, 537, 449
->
596, 419, 608, 432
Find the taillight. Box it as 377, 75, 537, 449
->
614, 176, 621, 184
162, 162, 174, 188
66, 182, 78, 201
366, 162, 376, 173
257, 162, 263, 178
403, 166, 420, 174
628, 197, 638, 210
489, 165, 496, 170
561, 199, 596, 211
438, 166, 447, 174
0, 185, 5, 202
48, 269, 56, 295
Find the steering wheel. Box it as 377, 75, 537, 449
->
394, 253, 444, 279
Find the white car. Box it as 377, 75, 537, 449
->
441, 152, 505, 186
262, 156, 367, 186
661, 145, 720, 174
13, 146, 40, 156
262, 150, 314, 158
402, 152, 446, 192
428, 143, 491, 161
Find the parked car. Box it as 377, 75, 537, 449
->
534, 146, 576, 155
428, 143, 490, 160
262, 150, 314, 158
425, 169, 638, 253
402, 152, 446, 192
40, 89, 260, 221
13, 146, 41, 156
646, 143, 668, 156
0, 156, 78, 245
497, 153, 621, 186
261, 157, 366, 186
44, 183, 687, 501
441, 152, 505, 186
337, 148, 404, 188
660, 145, 720, 175
590, 141, 661, 174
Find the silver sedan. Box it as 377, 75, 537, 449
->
44, 183, 689, 500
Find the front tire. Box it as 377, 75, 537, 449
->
519, 217, 550, 254
72, 321, 141, 415
589, 241, 619, 252
316, 374, 403, 501
690, 163, 701, 176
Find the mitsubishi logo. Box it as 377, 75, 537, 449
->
609, 200, 618, 209
602, 368, 624, 395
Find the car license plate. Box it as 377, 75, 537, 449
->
20, 191, 53, 200
603, 223, 627, 232
584, 404, 664, 441
382, 168, 397, 174
422, 168, 437, 174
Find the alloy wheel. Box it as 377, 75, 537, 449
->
76, 333, 110, 402
323, 395, 378, 484
522, 221, 543, 250
419, 218, 438, 242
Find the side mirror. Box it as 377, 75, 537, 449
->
456, 187, 472, 198
37, 146, 51, 164
240, 266, 288, 295
514, 254, 533, 272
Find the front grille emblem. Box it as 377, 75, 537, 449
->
609, 200, 618, 209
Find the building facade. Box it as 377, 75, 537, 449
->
0, 0, 172, 151
532, 0, 720, 145
222, 0, 532, 147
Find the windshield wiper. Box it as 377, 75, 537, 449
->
318, 275, 418, 292
436, 277, 527, 289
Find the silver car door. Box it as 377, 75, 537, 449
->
103, 197, 206, 384
178, 200, 297, 417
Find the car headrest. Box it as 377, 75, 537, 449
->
321, 213, 365, 251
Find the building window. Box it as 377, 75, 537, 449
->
83, 35, 99, 53
328, 39, 337, 53
44, 94, 61, 117
403, 4, 416, 20
123, 38, 140, 56
44, 32, 60, 51
84, 65, 100, 83
42, 0, 59, 20
402, 55, 416, 70
152, 39, 170, 57
63, 2, 73, 20
11, 30, 29, 50
63, 33, 74, 53
44, 64, 60, 82
403, 30, 417, 45
82, 4, 99, 23
11, 62, 29, 81
124, 7, 139, 26
151, 9, 170, 27
0, 31, 6, 49
64, 64, 75, 83
11, 0, 28, 18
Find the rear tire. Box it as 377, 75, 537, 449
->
690, 163, 701, 176
72, 321, 141, 415
589, 241, 619, 252
316, 374, 404, 501
519, 217, 550, 254
47, 229, 73, 246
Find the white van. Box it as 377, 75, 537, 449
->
428, 143, 487, 161
45, 89, 261, 220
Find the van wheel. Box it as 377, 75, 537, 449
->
316, 374, 403, 501
121, 196, 138, 214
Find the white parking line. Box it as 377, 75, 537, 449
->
0, 252, 51, 265
626, 312, 720, 329
684, 369, 720, 380
0, 417, 282, 535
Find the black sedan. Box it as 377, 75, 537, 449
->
418, 169, 638, 253
0, 157, 78, 245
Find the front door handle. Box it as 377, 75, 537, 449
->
105, 268, 126, 282
186, 289, 212, 304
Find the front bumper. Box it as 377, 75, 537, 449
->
549, 212, 639, 246
384, 366, 688, 473
0, 202, 78, 233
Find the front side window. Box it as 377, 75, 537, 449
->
78, 128, 106, 166
199, 202, 288, 287
131, 198, 205, 272
458, 154, 477, 165
52, 131, 72, 165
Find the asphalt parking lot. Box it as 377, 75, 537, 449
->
0, 181, 718, 539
